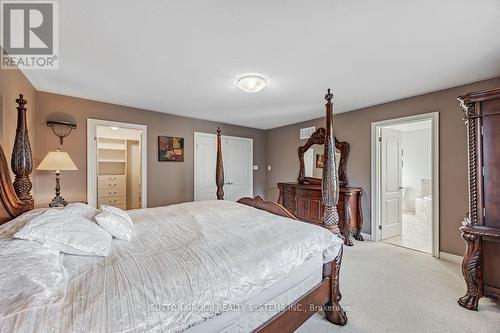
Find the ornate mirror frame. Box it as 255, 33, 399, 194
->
298, 127, 349, 187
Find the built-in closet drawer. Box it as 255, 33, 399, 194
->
98, 187, 126, 198
98, 178, 126, 189
98, 196, 126, 206
98, 175, 125, 182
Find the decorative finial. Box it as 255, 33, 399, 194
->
16, 94, 28, 109
325, 89, 333, 102
217, 127, 221, 135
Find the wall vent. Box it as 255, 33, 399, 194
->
300, 126, 316, 140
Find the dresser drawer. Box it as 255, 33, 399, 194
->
98, 178, 126, 189
98, 175, 125, 182
98, 196, 126, 206
98, 187, 126, 198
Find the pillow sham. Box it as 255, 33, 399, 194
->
14, 210, 112, 256
95, 205, 134, 241
62, 202, 99, 220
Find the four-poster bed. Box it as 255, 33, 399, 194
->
215, 89, 347, 330
0, 90, 346, 332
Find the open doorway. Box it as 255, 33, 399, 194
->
371, 113, 439, 257
87, 119, 147, 209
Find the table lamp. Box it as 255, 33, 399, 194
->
37, 149, 78, 207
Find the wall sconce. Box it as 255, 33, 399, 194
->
47, 121, 77, 145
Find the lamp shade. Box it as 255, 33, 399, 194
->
37, 150, 78, 171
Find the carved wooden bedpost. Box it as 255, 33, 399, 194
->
10, 94, 33, 208
216, 127, 224, 200
321, 89, 340, 234
321, 89, 347, 326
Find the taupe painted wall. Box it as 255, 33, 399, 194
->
265, 77, 500, 256
0, 61, 37, 187
34, 92, 267, 208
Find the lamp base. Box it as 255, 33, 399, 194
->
49, 194, 68, 207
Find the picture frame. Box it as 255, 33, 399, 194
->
316, 153, 324, 168
158, 136, 184, 162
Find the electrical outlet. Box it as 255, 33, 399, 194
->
267, 165, 271, 171
253, 165, 258, 171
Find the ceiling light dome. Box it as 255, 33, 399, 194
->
237, 74, 267, 93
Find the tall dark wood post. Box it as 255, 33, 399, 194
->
321, 89, 347, 326
11, 94, 33, 207
321, 89, 340, 234
216, 127, 224, 200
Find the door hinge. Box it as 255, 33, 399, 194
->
378, 225, 382, 230
378, 137, 382, 142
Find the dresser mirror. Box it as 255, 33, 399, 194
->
298, 127, 349, 187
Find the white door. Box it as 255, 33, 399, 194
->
380, 128, 403, 240
194, 133, 253, 201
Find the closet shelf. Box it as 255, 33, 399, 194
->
99, 159, 126, 163
98, 144, 126, 150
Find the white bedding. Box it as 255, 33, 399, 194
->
0, 200, 342, 333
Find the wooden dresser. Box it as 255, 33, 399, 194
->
458, 87, 500, 311
278, 182, 363, 245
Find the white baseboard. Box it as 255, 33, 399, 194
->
439, 251, 463, 264
361, 232, 372, 241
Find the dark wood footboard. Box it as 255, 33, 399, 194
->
237, 195, 348, 332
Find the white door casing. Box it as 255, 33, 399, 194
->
194, 132, 253, 201
371, 112, 440, 257
380, 128, 403, 240
87, 119, 148, 208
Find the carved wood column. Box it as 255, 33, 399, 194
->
216, 127, 224, 200
10, 94, 33, 206
458, 227, 482, 310
321, 89, 340, 235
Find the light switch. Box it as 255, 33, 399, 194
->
253, 165, 259, 171
267, 165, 271, 171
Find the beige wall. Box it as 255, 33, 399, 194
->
0, 61, 37, 187
2, 59, 499, 256
265, 77, 500, 256
34, 92, 267, 208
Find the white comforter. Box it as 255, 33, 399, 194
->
0, 200, 342, 333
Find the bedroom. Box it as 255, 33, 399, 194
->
1, 1, 499, 332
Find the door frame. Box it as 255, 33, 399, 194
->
193, 132, 253, 201
87, 119, 148, 208
371, 112, 439, 257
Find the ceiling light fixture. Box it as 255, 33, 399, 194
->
237, 74, 267, 93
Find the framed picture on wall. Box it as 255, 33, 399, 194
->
158, 136, 184, 162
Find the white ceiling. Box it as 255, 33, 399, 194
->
23, 0, 500, 129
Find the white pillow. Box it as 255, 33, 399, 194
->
62, 202, 99, 220
95, 205, 134, 241
14, 210, 112, 256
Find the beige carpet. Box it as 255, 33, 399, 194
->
297, 241, 500, 333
